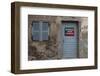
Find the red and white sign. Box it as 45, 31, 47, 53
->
65, 27, 74, 36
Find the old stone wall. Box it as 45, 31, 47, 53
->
28, 15, 88, 60
79, 18, 88, 58
28, 15, 60, 60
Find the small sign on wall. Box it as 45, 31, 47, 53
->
65, 27, 74, 36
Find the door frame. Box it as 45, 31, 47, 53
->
62, 21, 79, 58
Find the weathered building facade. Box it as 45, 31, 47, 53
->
28, 15, 88, 60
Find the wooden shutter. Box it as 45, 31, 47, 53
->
42, 22, 49, 40
32, 21, 40, 41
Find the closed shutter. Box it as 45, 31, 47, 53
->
32, 21, 40, 40
42, 22, 49, 40
32, 21, 49, 41
62, 22, 78, 58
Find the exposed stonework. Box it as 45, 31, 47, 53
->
79, 18, 88, 58
28, 15, 88, 60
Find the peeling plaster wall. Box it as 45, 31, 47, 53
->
28, 15, 88, 60
28, 15, 60, 60
79, 18, 88, 58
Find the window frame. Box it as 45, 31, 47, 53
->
31, 21, 50, 41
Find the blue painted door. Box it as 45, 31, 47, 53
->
63, 22, 78, 58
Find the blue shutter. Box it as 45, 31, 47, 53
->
32, 21, 49, 41
42, 22, 49, 40
32, 21, 40, 40
42, 22, 48, 31
32, 22, 40, 31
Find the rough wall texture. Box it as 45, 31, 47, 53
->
28, 15, 60, 60
79, 18, 88, 58
28, 15, 88, 60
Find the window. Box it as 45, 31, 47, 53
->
32, 21, 49, 41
